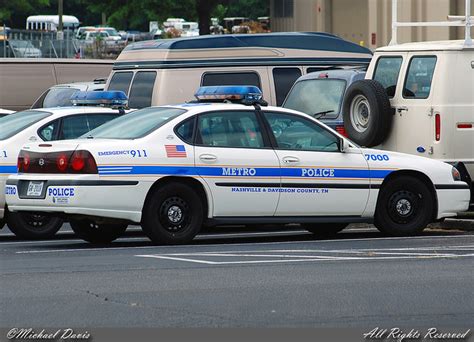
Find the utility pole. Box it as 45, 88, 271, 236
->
57, 0, 64, 40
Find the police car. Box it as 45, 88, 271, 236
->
5, 86, 470, 244
0, 91, 130, 239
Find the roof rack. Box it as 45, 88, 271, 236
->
390, 0, 473, 47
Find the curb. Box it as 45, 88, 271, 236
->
428, 219, 474, 232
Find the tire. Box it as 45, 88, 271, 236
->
375, 176, 434, 236
342, 79, 392, 147
70, 219, 128, 244
142, 183, 203, 245
0, 218, 5, 230
302, 223, 348, 238
7, 212, 63, 239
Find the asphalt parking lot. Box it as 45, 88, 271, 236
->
0, 225, 473, 328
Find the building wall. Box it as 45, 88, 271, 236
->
270, 0, 474, 48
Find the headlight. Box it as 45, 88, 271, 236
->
452, 167, 461, 181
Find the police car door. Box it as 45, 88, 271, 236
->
263, 111, 369, 216
194, 110, 281, 216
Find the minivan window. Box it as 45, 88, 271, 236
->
85, 107, 186, 139
283, 79, 346, 118
0, 110, 51, 140
273, 68, 302, 106
403, 56, 437, 99
108, 72, 133, 95
128, 71, 157, 109
373, 56, 403, 97
202, 72, 261, 89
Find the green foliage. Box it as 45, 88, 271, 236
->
0, 0, 269, 31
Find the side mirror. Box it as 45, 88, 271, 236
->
339, 138, 350, 153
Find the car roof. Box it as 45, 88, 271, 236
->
23, 106, 125, 118
376, 40, 472, 52
295, 69, 366, 82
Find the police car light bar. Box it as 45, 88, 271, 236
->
194, 86, 265, 105
71, 91, 128, 108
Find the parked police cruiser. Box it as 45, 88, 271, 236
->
5, 86, 470, 244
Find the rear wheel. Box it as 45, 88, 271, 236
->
375, 176, 434, 236
70, 219, 128, 244
0, 218, 5, 229
302, 223, 348, 238
142, 183, 203, 245
7, 212, 63, 239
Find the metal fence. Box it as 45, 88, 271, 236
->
1, 29, 123, 59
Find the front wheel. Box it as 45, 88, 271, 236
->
7, 212, 63, 239
70, 219, 128, 244
375, 176, 434, 236
302, 223, 348, 238
142, 183, 203, 245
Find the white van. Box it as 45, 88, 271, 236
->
105, 32, 373, 108
341, 1, 474, 208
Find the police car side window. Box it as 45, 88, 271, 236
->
175, 118, 195, 144
59, 115, 91, 140
38, 119, 60, 141
197, 111, 264, 149
264, 112, 339, 152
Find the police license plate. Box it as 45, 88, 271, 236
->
26, 181, 44, 197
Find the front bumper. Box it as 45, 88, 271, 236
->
6, 177, 149, 223
436, 184, 471, 219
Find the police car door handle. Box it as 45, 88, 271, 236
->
282, 156, 300, 164
199, 154, 217, 162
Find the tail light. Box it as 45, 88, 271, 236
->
435, 113, 441, 141
457, 123, 472, 129
336, 125, 348, 137
17, 150, 98, 174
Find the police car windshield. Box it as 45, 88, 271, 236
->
0, 110, 52, 140
84, 107, 187, 139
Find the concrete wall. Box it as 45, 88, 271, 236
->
270, 0, 474, 48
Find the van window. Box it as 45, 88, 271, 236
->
373, 56, 403, 97
273, 68, 302, 106
403, 56, 437, 99
128, 71, 157, 108
201, 72, 261, 89
108, 72, 133, 95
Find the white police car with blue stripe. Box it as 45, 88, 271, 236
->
0, 91, 130, 239
6, 86, 470, 244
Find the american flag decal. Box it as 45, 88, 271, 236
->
165, 145, 187, 158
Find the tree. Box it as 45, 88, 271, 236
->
0, 0, 50, 27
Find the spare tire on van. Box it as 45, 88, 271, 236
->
342, 79, 392, 147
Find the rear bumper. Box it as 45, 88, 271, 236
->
5, 178, 148, 223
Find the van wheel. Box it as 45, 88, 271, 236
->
375, 176, 434, 236
302, 223, 347, 238
7, 212, 63, 239
342, 80, 392, 147
142, 183, 203, 245
70, 219, 128, 244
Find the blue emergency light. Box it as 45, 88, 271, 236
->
70, 91, 128, 108
194, 86, 265, 105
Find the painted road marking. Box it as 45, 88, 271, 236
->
135, 246, 474, 265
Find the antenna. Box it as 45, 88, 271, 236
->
390, 0, 473, 47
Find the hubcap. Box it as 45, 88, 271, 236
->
21, 213, 52, 229
159, 197, 189, 233
388, 190, 421, 224
350, 94, 371, 133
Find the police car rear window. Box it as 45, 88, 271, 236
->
0, 110, 52, 140
84, 107, 186, 139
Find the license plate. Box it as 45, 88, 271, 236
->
26, 181, 44, 197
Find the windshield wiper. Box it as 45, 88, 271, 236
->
313, 110, 334, 119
